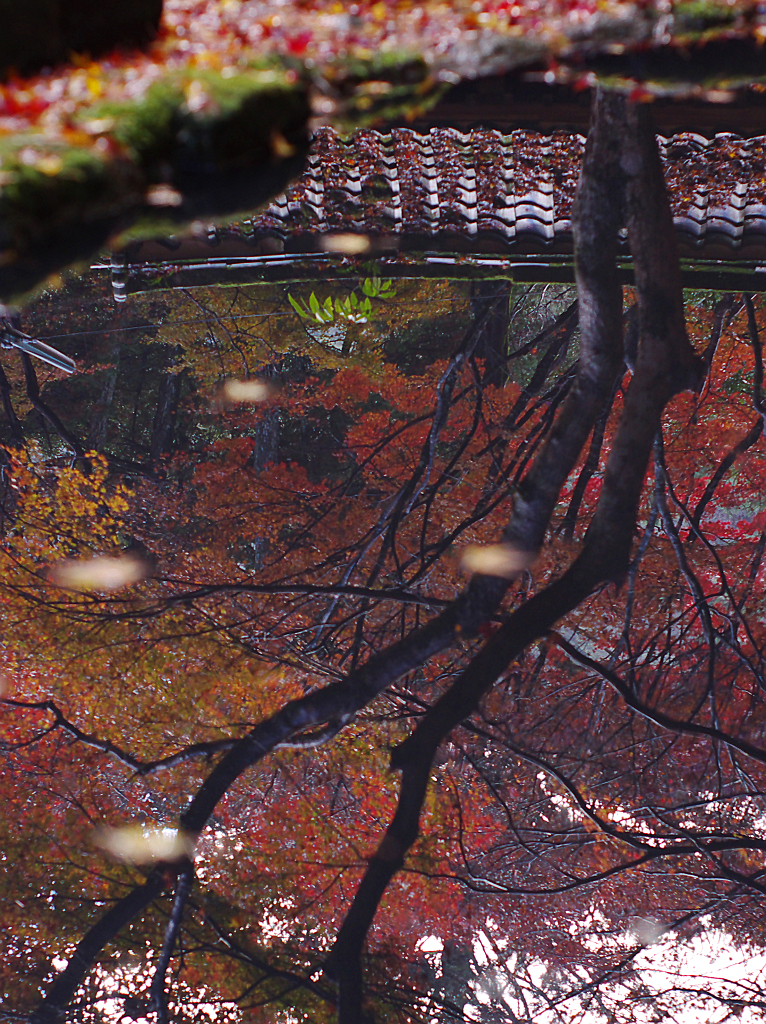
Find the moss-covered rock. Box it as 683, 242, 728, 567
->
0, 66, 310, 304
0, 137, 142, 299
81, 67, 311, 205
322, 52, 447, 130
672, 0, 744, 35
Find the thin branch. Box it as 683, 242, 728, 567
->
1, 698, 145, 772
549, 631, 766, 768
150, 860, 195, 1024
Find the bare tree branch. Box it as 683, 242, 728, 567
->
549, 631, 766, 768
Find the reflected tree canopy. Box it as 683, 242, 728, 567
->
2, 90, 766, 1024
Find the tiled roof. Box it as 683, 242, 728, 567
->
107, 126, 766, 299
248, 127, 766, 256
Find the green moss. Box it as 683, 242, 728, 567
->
0, 139, 140, 304
323, 51, 447, 129
0, 67, 311, 304
89, 80, 181, 169
330, 50, 433, 83
0, 138, 140, 251
81, 67, 310, 181
672, 0, 741, 35
587, 33, 766, 95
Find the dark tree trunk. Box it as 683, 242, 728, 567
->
149, 372, 182, 468
252, 409, 280, 474
470, 279, 512, 385
86, 346, 120, 452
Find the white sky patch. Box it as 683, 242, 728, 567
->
627, 931, 766, 1024
194, 827, 245, 884
38, 917, 766, 1024
306, 321, 346, 351
420, 904, 766, 1024
260, 901, 296, 942
526, 959, 549, 988
417, 935, 445, 979
473, 931, 493, 968
534, 771, 582, 824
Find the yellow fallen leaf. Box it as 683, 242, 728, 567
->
48, 554, 150, 592
270, 131, 296, 159
93, 826, 197, 864
460, 543, 536, 578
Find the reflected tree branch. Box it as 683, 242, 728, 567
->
324, 88, 705, 1022
149, 859, 195, 1024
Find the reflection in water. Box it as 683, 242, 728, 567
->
4, 129, 766, 1023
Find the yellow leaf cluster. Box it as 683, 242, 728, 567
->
5, 449, 130, 562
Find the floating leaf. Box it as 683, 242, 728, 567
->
460, 544, 536, 578
270, 130, 296, 158
93, 825, 197, 865
48, 554, 150, 592
630, 917, 664, 946
183, 79, 212, 114
222, 378, 276, 404
703, 90, 736, 104
145, 184, 184, 207
320, 234, 371, 255
80, 117, 116, 135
